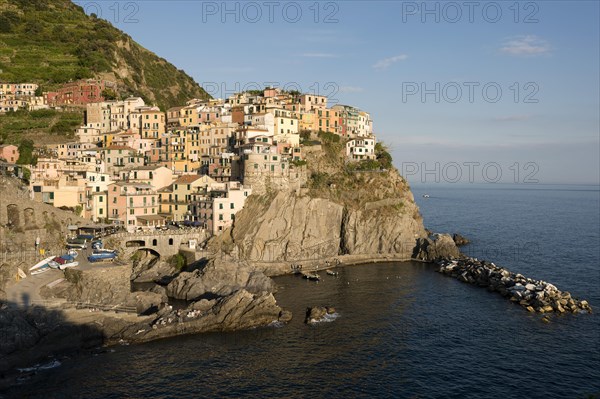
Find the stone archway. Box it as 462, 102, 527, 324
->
126, 240, 146, 248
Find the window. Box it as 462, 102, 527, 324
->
99, 208, 103, 215
99, 196, 103, 202
169, 238, 174, 245
219, 214, 223, 221
219, 203, 223, 209
129, 209, 134, 215
230, 203, 234, 209
152, 239, 157, 246
231, 214, 235, 220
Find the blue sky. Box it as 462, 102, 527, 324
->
76, 1, 599, 184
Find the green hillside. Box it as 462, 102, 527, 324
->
0, 0, 209, 110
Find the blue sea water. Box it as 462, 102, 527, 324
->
5, 184, 600, 398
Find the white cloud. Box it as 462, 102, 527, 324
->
373, 54, 408, 70
500, 35, 551, 56
300, 53, 339, 58
339, 86, 364, 93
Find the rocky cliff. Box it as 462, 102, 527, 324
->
213, 153, 428, 272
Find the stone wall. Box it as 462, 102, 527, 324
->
242, 156, 308, 195
0, 176, 88, 294
113, 230, 210, 260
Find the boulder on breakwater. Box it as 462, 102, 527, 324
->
436, 258, 592, 314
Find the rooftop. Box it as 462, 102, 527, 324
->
174, 174, 202, 184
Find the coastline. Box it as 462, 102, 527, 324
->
1, 250, 596, 391
0, 256, 423, 381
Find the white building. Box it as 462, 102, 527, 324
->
346, 137, 376, 161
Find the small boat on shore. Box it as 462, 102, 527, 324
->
48, 254, 79, 270
88, 251, 117, 263
31, 265, 52, 275
93, 248, 116, 254
30, 256, 55, 272
326, 270, 339, 276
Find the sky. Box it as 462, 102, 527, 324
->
74, 0, 600, 185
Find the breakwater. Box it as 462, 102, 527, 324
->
436, 258, 592, 314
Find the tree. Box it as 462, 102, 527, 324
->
16, 139, 35, 165
35, 86, 43, 97
101, 88, 117, 100
375, 142, 393, 169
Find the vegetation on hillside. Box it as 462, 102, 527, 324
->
303, 136, 408, 210
0, 109, 83, 146
0, 0, 209, 109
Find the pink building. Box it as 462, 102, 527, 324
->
0, 145, 19, 164
107, 182, 160, 231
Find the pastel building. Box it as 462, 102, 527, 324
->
0, 145, 19, 164
107, 182, 159, 231
189, 181, 252, 234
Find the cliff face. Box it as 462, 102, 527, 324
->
215, 165, 428, 269
225, 193, 345, 263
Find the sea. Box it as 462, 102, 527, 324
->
4, 183, 600, 399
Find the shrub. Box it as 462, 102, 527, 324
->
169, 253, 187, 271
318, 130, 340, 144
375, 142, 393, 169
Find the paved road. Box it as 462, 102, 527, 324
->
4, 246, 123, 308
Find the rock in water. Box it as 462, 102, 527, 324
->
305, 306, 336, 324
413, 233, 461, 261
452, 233, 470, 246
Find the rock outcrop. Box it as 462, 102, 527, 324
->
166, 258, 275, 301
413, 233, 461, 261
61, 267, 133, 307
341, 198, 425, 256
305, 306, 337, 324
215, 180, 427, 269
225, 192, 345, 263
120, 289, 286, 344
436, 258, 593, 314
452, 233, 470, 246
0, 304, 105, 373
